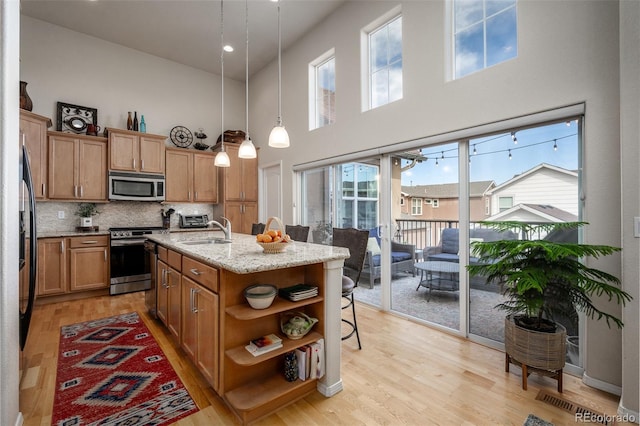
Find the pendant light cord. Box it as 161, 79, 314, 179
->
245, 0, 249, 137
220, 0, 225, 150
276, 1, 282, 126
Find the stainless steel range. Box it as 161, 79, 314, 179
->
109, 226, 169, 295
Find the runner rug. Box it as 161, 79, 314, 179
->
52, 312, 198, 426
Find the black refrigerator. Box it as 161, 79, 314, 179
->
19, 143, 37, 351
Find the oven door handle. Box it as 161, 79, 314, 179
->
110, 239, 148, 246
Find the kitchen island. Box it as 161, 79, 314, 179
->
146, 231, 349, 424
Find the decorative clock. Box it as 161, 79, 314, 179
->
170, 125, 194, 148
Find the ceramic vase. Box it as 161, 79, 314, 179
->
284, 351, 298, 382
20, 81, 33, 111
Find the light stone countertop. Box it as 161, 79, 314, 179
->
147, 231, 349, 275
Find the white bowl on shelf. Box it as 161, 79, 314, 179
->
244, 284, 277, 309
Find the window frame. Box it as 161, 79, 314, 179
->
360, 5, 403, 112
449, 0, 518, 80
411, 197, 423, 215
308, 49, 336, 130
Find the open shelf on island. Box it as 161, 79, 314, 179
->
225, 373, 318, 424
226, 296, 323, 320
226, 331, 322, 366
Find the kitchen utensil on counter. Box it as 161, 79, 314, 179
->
161, 208, 175, 229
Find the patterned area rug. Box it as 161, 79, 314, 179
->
524, 414, 554, 426
52, 312, 198, 426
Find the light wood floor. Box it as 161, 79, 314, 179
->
20, 292, 628, 425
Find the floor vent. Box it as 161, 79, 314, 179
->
536, 390, 616, 425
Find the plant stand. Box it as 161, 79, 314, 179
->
504, 315, 566, 392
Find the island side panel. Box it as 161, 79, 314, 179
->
318, 258, 345, 397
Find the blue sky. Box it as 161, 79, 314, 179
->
401, 120, 579, 187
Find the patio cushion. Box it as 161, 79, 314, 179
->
440, 228, 459, 254
367, 237, 381, 255
369, 251, 413, 267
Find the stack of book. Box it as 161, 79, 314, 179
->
278, 284, 319, 301
294, 339, 325, 381
245, 333, 283, 357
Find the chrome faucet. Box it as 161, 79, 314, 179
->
207, 217, 232, 240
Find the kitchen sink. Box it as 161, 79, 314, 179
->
179, 238, 232, 245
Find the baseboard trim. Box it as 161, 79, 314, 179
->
618, 401, 639, 424
317, 378, 343, 397
583, 372, 622, 396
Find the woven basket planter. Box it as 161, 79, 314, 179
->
504, 315, 566, 371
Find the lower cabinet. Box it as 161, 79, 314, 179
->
157, 248, 182, 344
68, 237, 109, 292
37, 238, 67, 296
181, 276, 219, 390
37, 235, 109, 297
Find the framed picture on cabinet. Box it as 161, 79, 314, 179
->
56, 102, 98, 134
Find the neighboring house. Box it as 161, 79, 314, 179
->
400, 180, 495, 222
487, 203, 578, 223
487, 163, 578, 217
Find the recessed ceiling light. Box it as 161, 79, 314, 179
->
223, 45, 234, 52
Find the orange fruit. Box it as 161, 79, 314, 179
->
267, 230, 278, 238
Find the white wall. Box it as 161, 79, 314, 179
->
249, 0, 634, 401
619, 0, 640, 418
20, 15, 245, 142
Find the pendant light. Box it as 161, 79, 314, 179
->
238, 0, 257, 159
215, 0, 231, 167
268, 0, 290, 148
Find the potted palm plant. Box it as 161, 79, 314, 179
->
467, 221, 632, 390
75, 202, 100, 228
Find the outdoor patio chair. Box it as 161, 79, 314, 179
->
332, 227, 369, 350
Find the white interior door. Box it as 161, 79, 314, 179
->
260, 162, 282, 222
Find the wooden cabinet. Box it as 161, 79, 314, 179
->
225, 201, 258, 235
157, 248, 182, 343
20, 110, 51, 199
68, 236, 109, 292
108, 128, 166, 174
37, 236, 109, 298
165, 148, 218, 203
37, 238, 67, 296
182, 276, 219, 389
165, 148, 219, 203
48, 131, 108, 201
212, 142, 258, 233
221, 264, 325, 424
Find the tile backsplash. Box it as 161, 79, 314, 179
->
37, 201, 215, 232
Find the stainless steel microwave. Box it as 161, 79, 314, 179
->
109, 171, 165, 201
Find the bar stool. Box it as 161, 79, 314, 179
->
332, 227, 369, 350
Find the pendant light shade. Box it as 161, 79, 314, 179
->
239, 0, 257, 159
216, 0, 231, 167
214, 150, 231, 167
268, 0, 290, 148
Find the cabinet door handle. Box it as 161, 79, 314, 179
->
60, 240, 65, 252
141, 160, 145, 170
104, 248, 107, 262
133, 159, 136, 169
190, 288, 195, 313
193, 288, 200, 313
189, 268, 201, 276
194, 191, 198, 200
80, 186, 84, 197
42, 183, 45, 197
82, 240, 98, 244
74, 186, 78, 198
161, 269, 167, 288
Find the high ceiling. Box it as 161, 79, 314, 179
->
20, 0, 346, 81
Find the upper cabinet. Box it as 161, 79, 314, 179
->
48, 131, 108, 201
165, 148, 218, 203
108, 128, 166, 174
215, 143, 258, 202
20, 110, 52, 199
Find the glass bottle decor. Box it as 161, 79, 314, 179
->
140, 115, 146, 133
284, 351, 298, 382
133, 112, 139, 131
19, 81, 33, 111
127, 112, 133, 130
